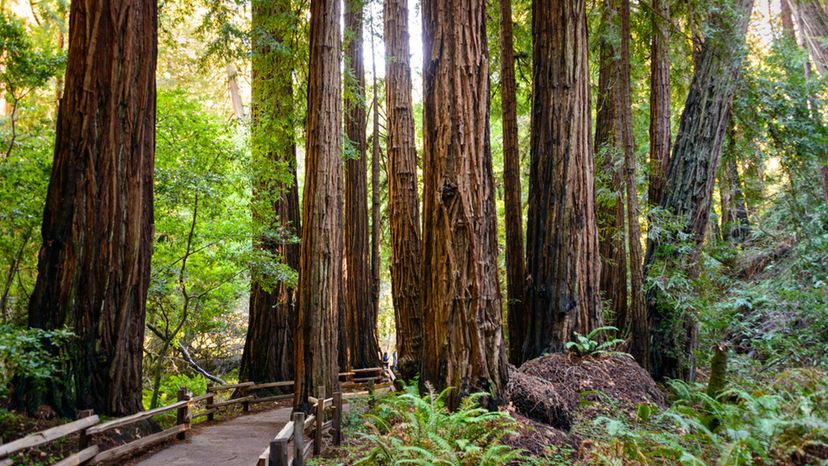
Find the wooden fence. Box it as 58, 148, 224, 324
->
0, 367, 392, 466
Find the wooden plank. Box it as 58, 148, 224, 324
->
333, 392, 342, 446
292, 412, 305, 466
351, 367, 382, 373
0, 415, 100, 457
189, 393, 213, 404
90, 424, 188, 464
210, 381, 254, 391
87, 401, 188, 435
269, 438, 288, 466
53, 445, 99, 466
322, 420, 333, 431
252, 394, 293, 404
274, 421, 295, 442
351, 376, 384, 383
249, 380, 294, 390
302, 415, 316, 432
212, 396, 254, 409
302, 442, 313, 459
314, 390, 324, 455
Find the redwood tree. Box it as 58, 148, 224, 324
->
523, 0, 602, 361
345, 0, 381, 369
498, 0, 527, 366
385, 0, 424, 379
27, 0, 156, 415
421, 0, 507, 407
294, 0, 342, 408
645, 0, 754, 381
648, 0, 671, 207
240, 0, 299, 386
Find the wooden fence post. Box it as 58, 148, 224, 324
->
269, 437, 288, 466
241, 385, 250, 413
206, 383, 215, 421
176, 387, 191, 440
314, 387, 325, 455
333, 392, 342, 446
293, 412, 305, 466
76, 409, 94, 449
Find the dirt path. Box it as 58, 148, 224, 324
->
133, 407, 292, 466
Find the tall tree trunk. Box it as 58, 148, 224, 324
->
644, 0, 754, 382
595, 0, 628, 334
385, 0, 423, 379
421, 0, 507, 408
781, 0, 795, 35
523, 0, 602, 361
648, 0, 671, 207
370, 21, 382, 362
26, 0, 156, 416
345, 0, 381, 370
240, 0, 299, 386
498, 0, 527, 366
618, 0, 648, 367
294, 0, 342, 409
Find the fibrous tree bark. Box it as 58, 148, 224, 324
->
523, 0, 602, 361
27, 0, 156, 416
240, 0, 299, 386
498, 0, 527, 366
345, 0, 381, 370
644, 0, 754, 382
421, 0, 507, 408
295, 0, 342, 408
595, 0, 628, 334
370, 20, 382, 363
385, 0, 423, 379
648, 0, 671, 207
617, 0, 647, 366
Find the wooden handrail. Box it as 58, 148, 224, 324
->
87, 400, 189, 435
208, 381, 254, 391
0, 415, 99, 458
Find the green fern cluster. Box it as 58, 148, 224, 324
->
354, 382, 525, 465
586, 373, 828, 465
565, 326, 627, 357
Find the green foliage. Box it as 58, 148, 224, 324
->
566, 326, 627, 358
586, 372, 828, 465
353, 383, 525, 465
0, 325, 72, 397
142, 373, 208, 410
0, 12, 65, 99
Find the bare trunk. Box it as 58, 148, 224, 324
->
226, 64, 245, 120
719, 123, 750, 243
370, 23, 382, 360
648, 0, 671, 207
595, 0, 628, 333
499, 0, 527, 366
345, 0, 381, 370
27, 0, 156, 416
523, 0, 602, 361
645, 0, 754, 382
294, 0, 342, 409
240, 0, 298, 385
385, 0, 423, 379
421, 0, 507, 407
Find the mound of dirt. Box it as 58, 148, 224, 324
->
507, 353, 665, 430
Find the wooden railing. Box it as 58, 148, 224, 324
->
0, 368, 393, 466
256, 390, 342, 466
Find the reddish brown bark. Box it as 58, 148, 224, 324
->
294, 0, 342, 409
645, 0, 754, 382
384, 0, 423, 379
27, 0, 156, 416
719, 123, 750, 243
421, 0, 507, 407
523, 0, 602, 361
648, 0, 671, 207
595, 0, 628, 333
498, 0, 527, 366
240, 0, 298, 386
345, 0, 381, 370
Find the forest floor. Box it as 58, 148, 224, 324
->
130, 405, 292, 466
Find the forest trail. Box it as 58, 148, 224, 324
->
132, 406, 292, 466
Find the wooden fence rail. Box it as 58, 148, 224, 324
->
256, 390, 344, 466
0, 368, 392, 466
